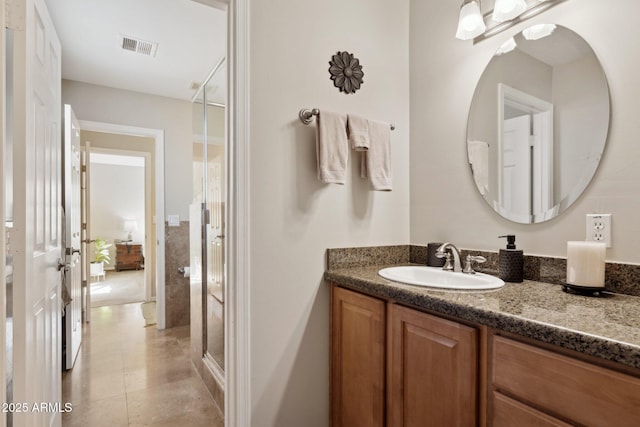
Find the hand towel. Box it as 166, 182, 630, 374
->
316, 110, 349, 184
362, 120, 392, 191
347, 114, 370, 151
468, 140, 489, 195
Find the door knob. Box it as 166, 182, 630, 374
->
57, 259, 69, 272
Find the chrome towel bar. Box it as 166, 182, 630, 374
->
298, 108, 395, 130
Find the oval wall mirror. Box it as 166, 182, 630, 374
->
467, 24, 610, 224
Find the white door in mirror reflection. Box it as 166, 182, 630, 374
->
502, 115, 531, 216
498, 84, 553, 223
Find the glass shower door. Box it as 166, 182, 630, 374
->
205, 128, 225, 369
192, 62, 226, 372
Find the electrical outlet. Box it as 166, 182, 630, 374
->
586, 214, 611, 247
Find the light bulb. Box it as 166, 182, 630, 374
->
456, 0, 486, 40
492, 0, 527, 22
522, 23, 556, 40
495, 37, 517, 55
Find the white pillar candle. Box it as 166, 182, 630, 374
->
566, 241, 606, 287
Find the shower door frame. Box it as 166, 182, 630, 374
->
191, 51, 229, 411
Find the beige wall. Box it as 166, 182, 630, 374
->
89, 162, 146, 266
62, 79, 193, 219
553, 53, 609, 201
410, 0, 640, 263
249, 0, 411, 424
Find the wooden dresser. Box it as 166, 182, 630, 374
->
115, 243, 143, 271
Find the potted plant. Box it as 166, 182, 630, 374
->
90, 237, 112, 280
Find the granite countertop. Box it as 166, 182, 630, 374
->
325, 263, 640, 370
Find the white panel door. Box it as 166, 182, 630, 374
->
63, 105, 82, 369
532, 110, 553, 215
11, 0, 62, 425
502, 115, 531, 218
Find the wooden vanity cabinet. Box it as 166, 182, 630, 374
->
331, 286, 385, 427
332, 284, 640, 427
331, 285, 478, 427
489, 335, 640, 427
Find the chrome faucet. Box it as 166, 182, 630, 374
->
435, 242, 463, 272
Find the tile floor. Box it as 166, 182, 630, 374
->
62, 303, 223, 427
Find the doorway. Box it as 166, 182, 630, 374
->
79, 121, 166, 328
88, 150, 150, 307
498, 83, 554, 223
2, 0, 249, 424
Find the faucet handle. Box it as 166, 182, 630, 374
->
435, 249, 448, 258
463, 255, 486, 274
442, 253, 454, 271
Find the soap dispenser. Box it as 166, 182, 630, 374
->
498, 235, 524, 283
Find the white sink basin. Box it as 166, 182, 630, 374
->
378, 266, 505, 291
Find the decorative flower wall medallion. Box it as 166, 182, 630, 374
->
328, 51, 364, 94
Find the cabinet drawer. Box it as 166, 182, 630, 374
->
492, 392, 572, 427
117, 244, 141, 254
492, 336, 640, 426
119, 248, 141, 255
118, 251, 141, 258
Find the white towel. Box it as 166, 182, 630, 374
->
316, 110, 349, 184
347, 114, 369, 151
361, 120, 392, 191
468, 140, 489, 195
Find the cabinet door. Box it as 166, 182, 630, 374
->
388, 304, 478, 427
331, 286, 385, 427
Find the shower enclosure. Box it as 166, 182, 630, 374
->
190, 58, 227, 405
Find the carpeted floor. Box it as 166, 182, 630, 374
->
91, 270, 145, 307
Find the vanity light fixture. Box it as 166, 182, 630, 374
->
492, 0, 527, 22
522, 23, 557, 40
495, 37, 517, 55
455, 0, 486, 40
459, 0, 567, 43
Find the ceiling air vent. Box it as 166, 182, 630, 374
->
119, 34, 158, 57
